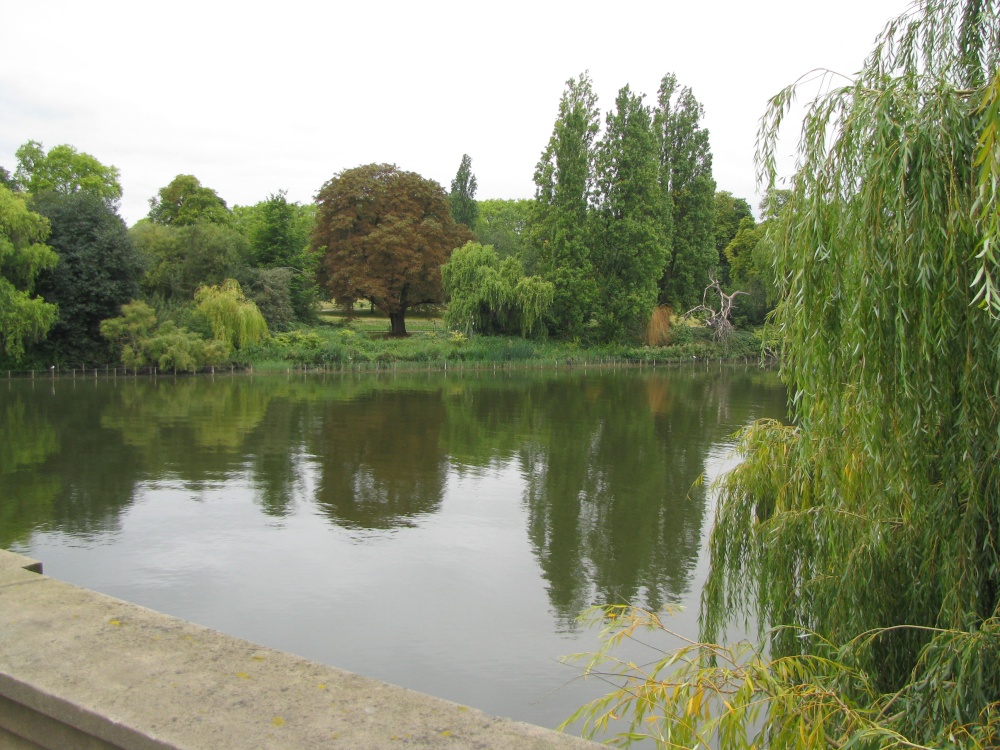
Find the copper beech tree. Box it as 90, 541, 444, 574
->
312, 164, 472, 336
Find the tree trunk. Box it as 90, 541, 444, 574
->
389, 311, 407, 337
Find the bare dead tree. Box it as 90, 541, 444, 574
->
684, 278, 749, 341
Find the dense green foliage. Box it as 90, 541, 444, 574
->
100, 299, 229, 372
1, 158, 326, 368
448, 154, 479, 229
713, 191, 753, 284
234, 191, 319, 326
0, 186, 58, 358
193, 279, 269, 352
713, 0, 1000, 675
527, 71, 720, 340
3, 70, 744, 362
28, 191, 143, 364
720, 217, 769, 323
473, 199, 533, 265
97, 299, 156, 367
655, 74, 717, 311
569, 1, 1000, 747
719, 190, 788, 326
592, 86, 669, 342
134, 220, 247, 302
532, 72, 601, 338
0, 167, 15, 191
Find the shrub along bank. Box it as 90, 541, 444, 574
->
3, 325, 764, 377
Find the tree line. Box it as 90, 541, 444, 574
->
444, 73, 779, 342
1, 144, 318, 370
1, 70, 774, 370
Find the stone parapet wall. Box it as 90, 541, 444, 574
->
0, 549, 596, 749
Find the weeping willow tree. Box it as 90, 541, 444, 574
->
194, 278, 269, 351
101, 300, 231, 372
441, 241, 554, 337
566, 1, 1000, 747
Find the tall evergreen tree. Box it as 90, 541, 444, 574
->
448, 154, 479, 229
531, 72, 600, 338
655, 74, 716, 310
592, 86, 668, 341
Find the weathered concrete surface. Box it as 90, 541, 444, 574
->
0, 550, 598, 749
0, 549, 41, 575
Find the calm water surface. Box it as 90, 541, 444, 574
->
1, 365, 785, 733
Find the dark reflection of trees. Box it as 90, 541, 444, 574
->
310, 388, 448, 530
510, 368, 786, 630
0, 380, 145, 546
0, 374, 454, 544
1, 377, 286, 546
241, 395, 312, 518
100, 378, 272, 482
239, 375, 446, 520
440, 372, 538, 471
2, 366, 785, 631
0, 391, 61, 548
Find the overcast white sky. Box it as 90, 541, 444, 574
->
1, 0, 908, 226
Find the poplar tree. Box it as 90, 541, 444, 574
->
448, 154, 479, 229
592, 86, 667, 342
531, 72, 600, 338
654, 74, 716, 310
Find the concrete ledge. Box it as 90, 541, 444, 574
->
0, 549, 42, 575
0, 550, 597, 749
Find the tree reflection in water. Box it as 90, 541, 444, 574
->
1, 367, 784, 630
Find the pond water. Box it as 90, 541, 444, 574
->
1, 365, 785, 734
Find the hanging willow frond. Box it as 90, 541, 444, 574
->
564, 606, 1000, 749
709, 0, 1000, 707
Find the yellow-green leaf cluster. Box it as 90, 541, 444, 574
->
194, 279, 269, 351
441, 242, 553, 337
0, 186, 58, 358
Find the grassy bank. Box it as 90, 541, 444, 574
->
3, 312, 769, 378
243, 323, 765, 372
